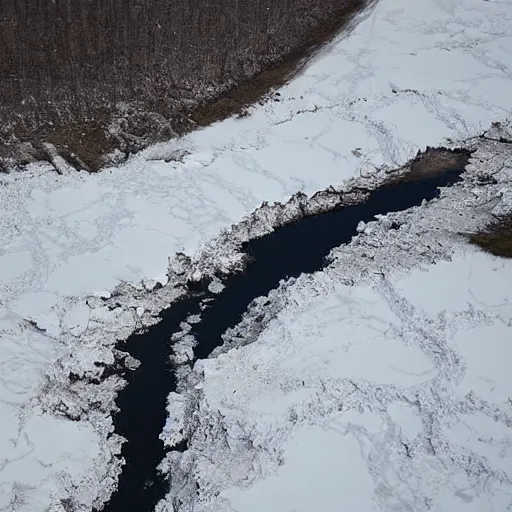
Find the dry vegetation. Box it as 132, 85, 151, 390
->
382, 147, 472, 187
0, 0, 369, 171
469, 214, 512, 259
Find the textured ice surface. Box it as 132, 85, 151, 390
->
161, 138, 512, 511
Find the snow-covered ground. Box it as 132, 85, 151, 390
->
1, 0, 512, 509
161, 136, 512, 511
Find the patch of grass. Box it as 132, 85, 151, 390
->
469, 214, 512, 258
383, 147, 472, 187
408, 147, 472, 177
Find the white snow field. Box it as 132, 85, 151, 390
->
0, 0, 511, 509
161, 137, 512, 512
170, 252, 512, 512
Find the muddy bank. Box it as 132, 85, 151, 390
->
469, 214, 512, 259
383, 147, 471, 185
97, 154, 468, 512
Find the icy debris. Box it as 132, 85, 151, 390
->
180, 322, 193, 334
141, 275, 169, 290
143, 279, 159, 291
208, 278, 225, 294
359, 214, 397, 236
41, 142, 75, 175
160, 392, 188, 447
189, 269, 203, 282
158, 275, 170, 287
211, 282, 298, 357
118, 352, 140, 370
136, 306, 145, 317
62, 303, 91, 337
169, 253, 192, 276
171, 322, 198, 364
186, 314, 201, 324
171, 329, 191, 342
481, 120, 512, 144
93, 290, 112, 299
172, 344, 195, 364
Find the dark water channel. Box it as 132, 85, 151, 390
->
100, 162, 468, 512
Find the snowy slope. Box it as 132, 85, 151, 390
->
0, 0, 512, 508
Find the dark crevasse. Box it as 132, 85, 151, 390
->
99, 161, 468, 512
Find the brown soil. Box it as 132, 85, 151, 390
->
383, 147, 473, 186
47, 119, 113, 172
469, 214, 512, 259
